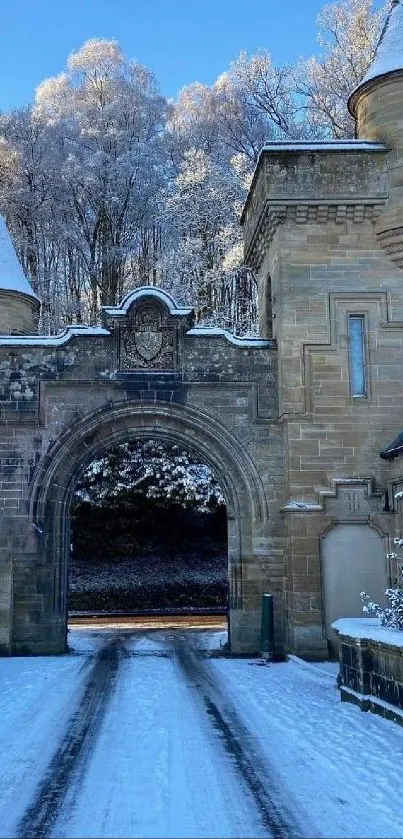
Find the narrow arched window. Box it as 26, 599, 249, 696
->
349, 314, 366, 398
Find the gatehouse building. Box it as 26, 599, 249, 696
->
2, 1, 403, 657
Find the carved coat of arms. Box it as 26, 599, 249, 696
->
134, 324, 163, 361
120, 303, 175, 370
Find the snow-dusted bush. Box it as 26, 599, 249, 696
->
74, 439, 225, 511
360, 538, 403, 631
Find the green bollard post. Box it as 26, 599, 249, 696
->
260, 593, 274, 661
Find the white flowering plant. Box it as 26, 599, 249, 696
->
360, 538, 403, 631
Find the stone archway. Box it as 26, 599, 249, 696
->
0, 285, 281, 657
29, 401, 268, 655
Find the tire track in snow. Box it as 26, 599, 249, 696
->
173, 637, 306, 839
14, 636, 124, 839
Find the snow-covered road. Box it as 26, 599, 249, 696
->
1, 628, 403, 838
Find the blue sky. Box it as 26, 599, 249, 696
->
0, 0, 358, 110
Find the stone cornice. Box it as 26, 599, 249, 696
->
245, 199, 386, 273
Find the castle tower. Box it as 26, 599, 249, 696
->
349, 0, 403, 266
0, 215, 40, 334
241, 2, 403, 658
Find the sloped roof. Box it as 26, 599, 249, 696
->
349, 1, 403, 113
0, 215, 40, 302
380, 430, 403, 459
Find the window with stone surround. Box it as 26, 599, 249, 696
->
348, 314, 366, 398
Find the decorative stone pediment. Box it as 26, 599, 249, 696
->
102, 286, 194, 371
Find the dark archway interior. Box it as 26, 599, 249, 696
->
68, 438, 228, 615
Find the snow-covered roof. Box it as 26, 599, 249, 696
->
0, 215, 40, 303
380, 429, 403, 459
260, 141, 387, 154
349, 0, 403, 112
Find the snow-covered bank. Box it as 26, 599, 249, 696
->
211, 653, 403, 838
0, 653, 90, 838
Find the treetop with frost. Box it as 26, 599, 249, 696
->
0, 1, 384, 333
75, 440, 225, 512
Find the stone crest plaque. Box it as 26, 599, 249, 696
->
134, 312, 163, 361
120, 303, 175, 370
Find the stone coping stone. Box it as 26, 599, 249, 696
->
341, 685, 403, 727
332, 617, 403, 649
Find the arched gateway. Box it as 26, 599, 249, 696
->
33, 401, 270, 653
0, 286, 284, 656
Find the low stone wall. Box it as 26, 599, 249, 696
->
332, 618, 403, 726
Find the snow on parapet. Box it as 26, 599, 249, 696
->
0, 216, 40, 302
260, 141, 387, 154
186, 326, 271, 347
0, 325, 110, 346
350, 0, 403, 106
103, 286, 193, 318
332, 617, 403, 648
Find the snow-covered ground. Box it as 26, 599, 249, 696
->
0, 628, 402, 838
211, 652, 403, 839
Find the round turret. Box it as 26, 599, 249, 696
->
349, 0, 403, 267
0, 216, 40, 334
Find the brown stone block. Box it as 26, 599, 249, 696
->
291, 557, 309, 575
299, 458, 339, 470
310, 593, 323, 611
312, 369, 343, 381
314, 395, 349, 406
242, 593, 263, 610
306, 512, 331, 531
292, 574, 321, 593
314, 407, 350, 416
290, 599, 311, 617
291, 588, 314, 610
288, 516, 308, 536
307, 558, 321, 576
290, 440, 320, 455
297, 610, 322, 624
294, 542, 320, 561
290, 470, 327, 485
